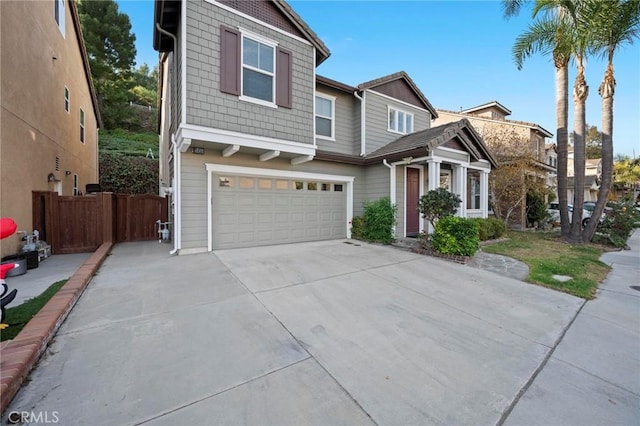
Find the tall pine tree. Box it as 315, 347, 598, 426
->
77, 0, 136, 129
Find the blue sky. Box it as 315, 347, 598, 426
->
117, 0, 640, 157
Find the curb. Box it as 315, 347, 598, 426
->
0, 242, 113, 414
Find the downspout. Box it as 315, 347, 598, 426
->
354, 91, 366, 156
156, 23, 179, 255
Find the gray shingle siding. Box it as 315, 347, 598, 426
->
184, 1, 315, 145
315, 87, 359, 156
364, 91, 431, 155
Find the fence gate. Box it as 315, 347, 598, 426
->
32, 192, 168, 254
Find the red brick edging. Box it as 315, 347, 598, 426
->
0, 243, 113, 414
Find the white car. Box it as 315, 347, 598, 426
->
548, 203, 592, 226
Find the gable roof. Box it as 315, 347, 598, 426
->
462, 101, 511, 116
154, 0, 330, 64
69, 0, 102, 128
437, 108, 553, 138
316, 75, 356, 93
367, 119, 498, 168
358, 71, 438, 118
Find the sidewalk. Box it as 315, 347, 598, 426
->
505, 229, 640, 425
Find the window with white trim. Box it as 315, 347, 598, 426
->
79, 108, 85, 143
388, 107, 413, 134
467, 171, 481, 210
241, 33, 275, 104
54, 0, 65, 36
315, 94, 335, 139
64, 86, 70, 113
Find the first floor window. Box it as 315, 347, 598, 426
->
79, 108, 85, 143
467, 171, 481, 209
242, 35, 275, 103
388, 107, 413, 134
73, 174, 79, 196
315, 94, 334, 138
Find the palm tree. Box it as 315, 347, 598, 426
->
504, 0, 574, 238
581, 0, 640, 242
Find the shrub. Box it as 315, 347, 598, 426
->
526, 190, 550, 228
596, 201, 640, 247
432, 216, 479, 256
418, 188, 462, 228
99, 152, 158, 194
351, 216, 365, 240
469, 217, 506, 241
361, 197, 396, 244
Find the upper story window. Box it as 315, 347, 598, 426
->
315, 94, 335, 139
64, 87, 70, 113
54, 0, 65, 36
220, 26, 293, 109
241, 34, 275, 105
79, 108, 85, 143
388, 107, 413, 135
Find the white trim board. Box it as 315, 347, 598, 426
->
205, 163, 355, 251
177, 124, 316, 156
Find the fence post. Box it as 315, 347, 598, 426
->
49, 192, 60, 255
100, 193, 114, 244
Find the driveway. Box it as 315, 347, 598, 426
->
4, 240, 583, 425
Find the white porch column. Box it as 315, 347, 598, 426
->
454, 165, 467, 217
427, 159, 441, 191
426, 159, 441, 233
480, 170, 489, 218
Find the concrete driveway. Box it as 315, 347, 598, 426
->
4, 240, 583, 425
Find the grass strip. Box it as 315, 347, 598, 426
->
482, 231, 610, 299
0, 279, 67, 342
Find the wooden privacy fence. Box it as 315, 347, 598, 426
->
32, 192, 168, 254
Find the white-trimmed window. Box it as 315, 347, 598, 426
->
64, 86, 70, 113
54, 0, 65, 36
241, 32, 276, 105
388, 107, 413, 134
79, 108, 85, 143
467, 171, 481, 210
315, 94, 335, 139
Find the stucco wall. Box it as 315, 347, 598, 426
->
0, 0, 98, 256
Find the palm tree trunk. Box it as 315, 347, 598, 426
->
582, 62, 615, 242
569, 59, 588, 243
555, 59, 570, 238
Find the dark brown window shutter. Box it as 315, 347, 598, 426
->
276, 47, 292, 108
220, 25, 240, 96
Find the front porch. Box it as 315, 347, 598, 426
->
366, 119, 497, 238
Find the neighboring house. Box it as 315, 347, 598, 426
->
0, 0, 101, 257
545, 143, 558, 198
153, 0, 496, 253
433, 101, 555, 228
567, 153, 602, 202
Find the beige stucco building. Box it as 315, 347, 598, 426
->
0, 0, 101, 257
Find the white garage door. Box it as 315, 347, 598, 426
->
212, 174, 347, 249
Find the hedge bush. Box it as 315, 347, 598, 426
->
432, 216, 479, 256
351, 216, 365, 240
470, 217, 507, 241
595, 201, 640, 247
418, 188, 462, 227
99, 152, 158, 194
360, 197, 396, 244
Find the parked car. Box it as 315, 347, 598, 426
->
547, 203, 593, 227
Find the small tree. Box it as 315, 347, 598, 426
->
361, 197, 396, 244
526, 190, 550, 228
418, 188, 461, 228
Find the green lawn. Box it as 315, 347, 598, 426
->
0, 279, 67, 342
482, 231, 611, 299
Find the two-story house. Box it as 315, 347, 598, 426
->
433, 101, 555, 228
153, 0, 496, 253
0, 0, 101, 257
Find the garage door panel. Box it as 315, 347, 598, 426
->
212, 173, 347, 249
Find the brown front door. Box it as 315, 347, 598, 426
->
406, 168, 420, 236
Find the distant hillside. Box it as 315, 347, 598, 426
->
99, 128, 158, 158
